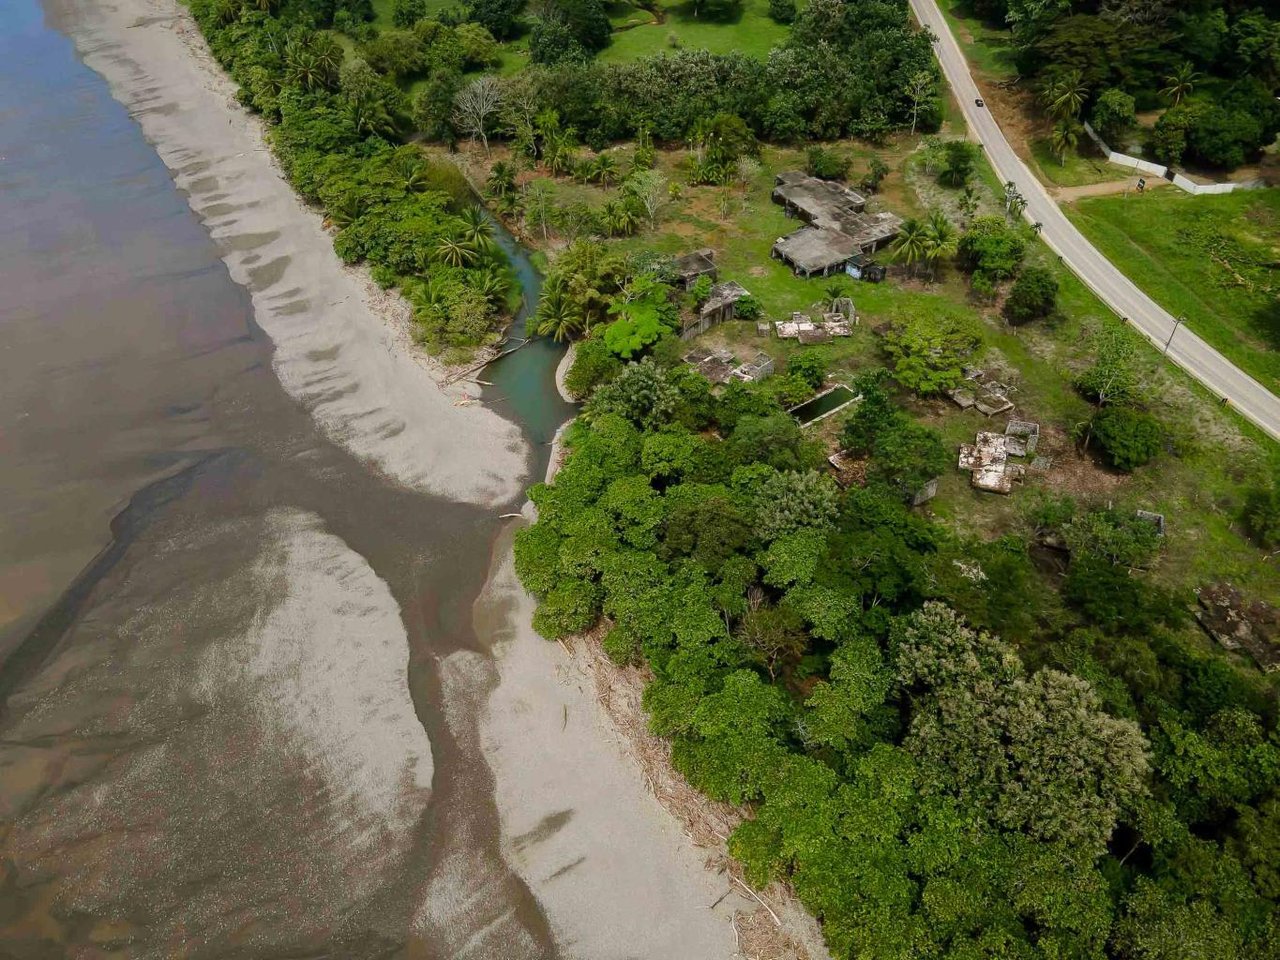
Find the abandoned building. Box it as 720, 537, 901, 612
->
770, 172, 903, 278
682, 346, 774, 385
682, 280, 752, 340
672, 248, 718, 290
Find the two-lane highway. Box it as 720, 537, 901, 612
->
910, 0, 1280, 442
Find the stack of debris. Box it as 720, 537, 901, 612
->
948, 368, 1015, 417
958, 432, 1023, 494
1196, 584, 1280, 673
683, 347, 774, 385
682, 347, 738, 384
827, 450, 867, 488
774, 312, 853, 342
957, 418, 1042, 494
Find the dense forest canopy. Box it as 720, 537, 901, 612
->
517, 354, 1280, 960
967, 0, 1280, 168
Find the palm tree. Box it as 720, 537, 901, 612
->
923, 210, 957, 281
434, 236, 478, 269
823, 280, 848, 310
487, 161, 517, 198
535, 288, 583, 341
1040, 69, 1088, 122
1050, 119, 1081, 165
348, 98, 397, 139
892, 218, 929, 277
475, 268, 511, 307
284, 44, 326, 92
326, 193, 362, 230
458, 206, 493, 246
601, 199, 637, 237
959, 185, 979, 227
1161, 62, 1200, 106
590, 153, 618, 187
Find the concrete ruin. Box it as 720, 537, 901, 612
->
770, 172, 902, 278
682, 347, 773, 385
672, 248, 718, 289
774, 312, 853, 341
682, 280, 751, 340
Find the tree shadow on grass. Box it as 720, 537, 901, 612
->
666, 0, 746, 26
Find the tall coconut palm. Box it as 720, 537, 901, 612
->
1050, 119, 1081, 165
1161, 62, 1200, 106
601, 199, 637, 237
959, 186, 979, 227
348, 97, 397, 139
487, 161, 517, 198
923, 211, 957, 281
1041, 69, 1088, 122
892, 218, 929, 277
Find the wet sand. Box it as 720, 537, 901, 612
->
44, 0, 528, 507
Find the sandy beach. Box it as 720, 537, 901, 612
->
475, 528, 753, 959
45, 0, 528, 508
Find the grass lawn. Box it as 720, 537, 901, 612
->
1029, 139, 1126, 189
935, 1, 1018, 81
598, 0, 790, 62
1065, 189, 1280, 394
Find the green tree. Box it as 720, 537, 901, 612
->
1091, 87, 1136, 145
938, 140, 978, 187
767, 0, 796, 24
882, 316, 979, 397
1088, 405, 1162, 471
1003, 265, 1058, 325
787, 352, 827, 391
585, 357, 680, 430
391, 0, 429, 27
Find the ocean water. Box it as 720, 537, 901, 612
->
0, 1, 568, 954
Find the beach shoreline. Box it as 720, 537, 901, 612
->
45, 0, 529, 508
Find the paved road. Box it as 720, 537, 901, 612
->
910, 0, 1280, 443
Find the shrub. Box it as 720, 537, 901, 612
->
1003, 266, 1058, 325
787, 351, 827, 391
1243, 486, 1280, 550
391, 0, 429, 27
767, 0, 796, 24
805, 146, 851, 181
1089, 406, 1162, 472
564, 336, 623, 400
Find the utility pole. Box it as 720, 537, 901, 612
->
1164, 315, 1185, 355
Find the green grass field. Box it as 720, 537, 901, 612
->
1029, 139, 1126, 188
1066, 189, 1280, 394
598, 0, 790, 62
936, 1, 1018, 81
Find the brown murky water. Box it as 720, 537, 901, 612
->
0, 3, 564, 955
